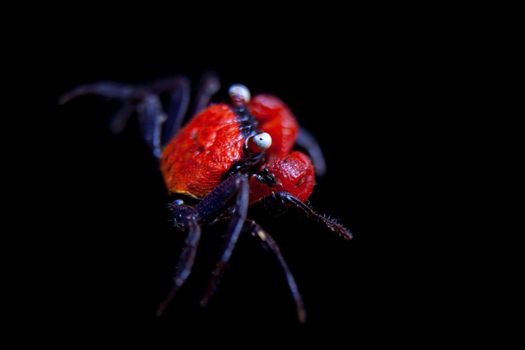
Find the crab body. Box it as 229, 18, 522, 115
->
161, 95, 314, 202
60, 75, 350, 323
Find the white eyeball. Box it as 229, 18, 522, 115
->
247, 132, 272, 153
229, 84, 251, 104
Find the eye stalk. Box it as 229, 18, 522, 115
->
229, 84, 251, 105
246, 132, 272, 153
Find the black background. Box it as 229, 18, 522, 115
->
19, 15, 462, 346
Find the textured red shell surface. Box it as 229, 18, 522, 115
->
161, 104, 245, 198
161, 95, 314, 203
248, 95, 299, 162
248, 95, 315, 202
250, 151, 315, 203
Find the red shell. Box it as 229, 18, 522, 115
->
249, 151, 315, 203
248, 95, 314, 202
248, 95, 299, 162
161, 95, 313, 203
161, 104, 244, 198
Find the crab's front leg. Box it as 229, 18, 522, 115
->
157, 173, 250, 316
255, 192, 353, 241
156, 204, 200, 317
197, 174, 250, 306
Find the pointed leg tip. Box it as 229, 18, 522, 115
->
199, 288, 216, 308
333, 225, 353, 241
58, 95, 69, 105
199, 298, 209, 308
156, 303, 168, 317
298, 311, 307, 324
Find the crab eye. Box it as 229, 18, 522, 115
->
247, 132, 272, 153
229, 84, 251, 104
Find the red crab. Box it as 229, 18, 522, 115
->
60, 73, 352, 322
